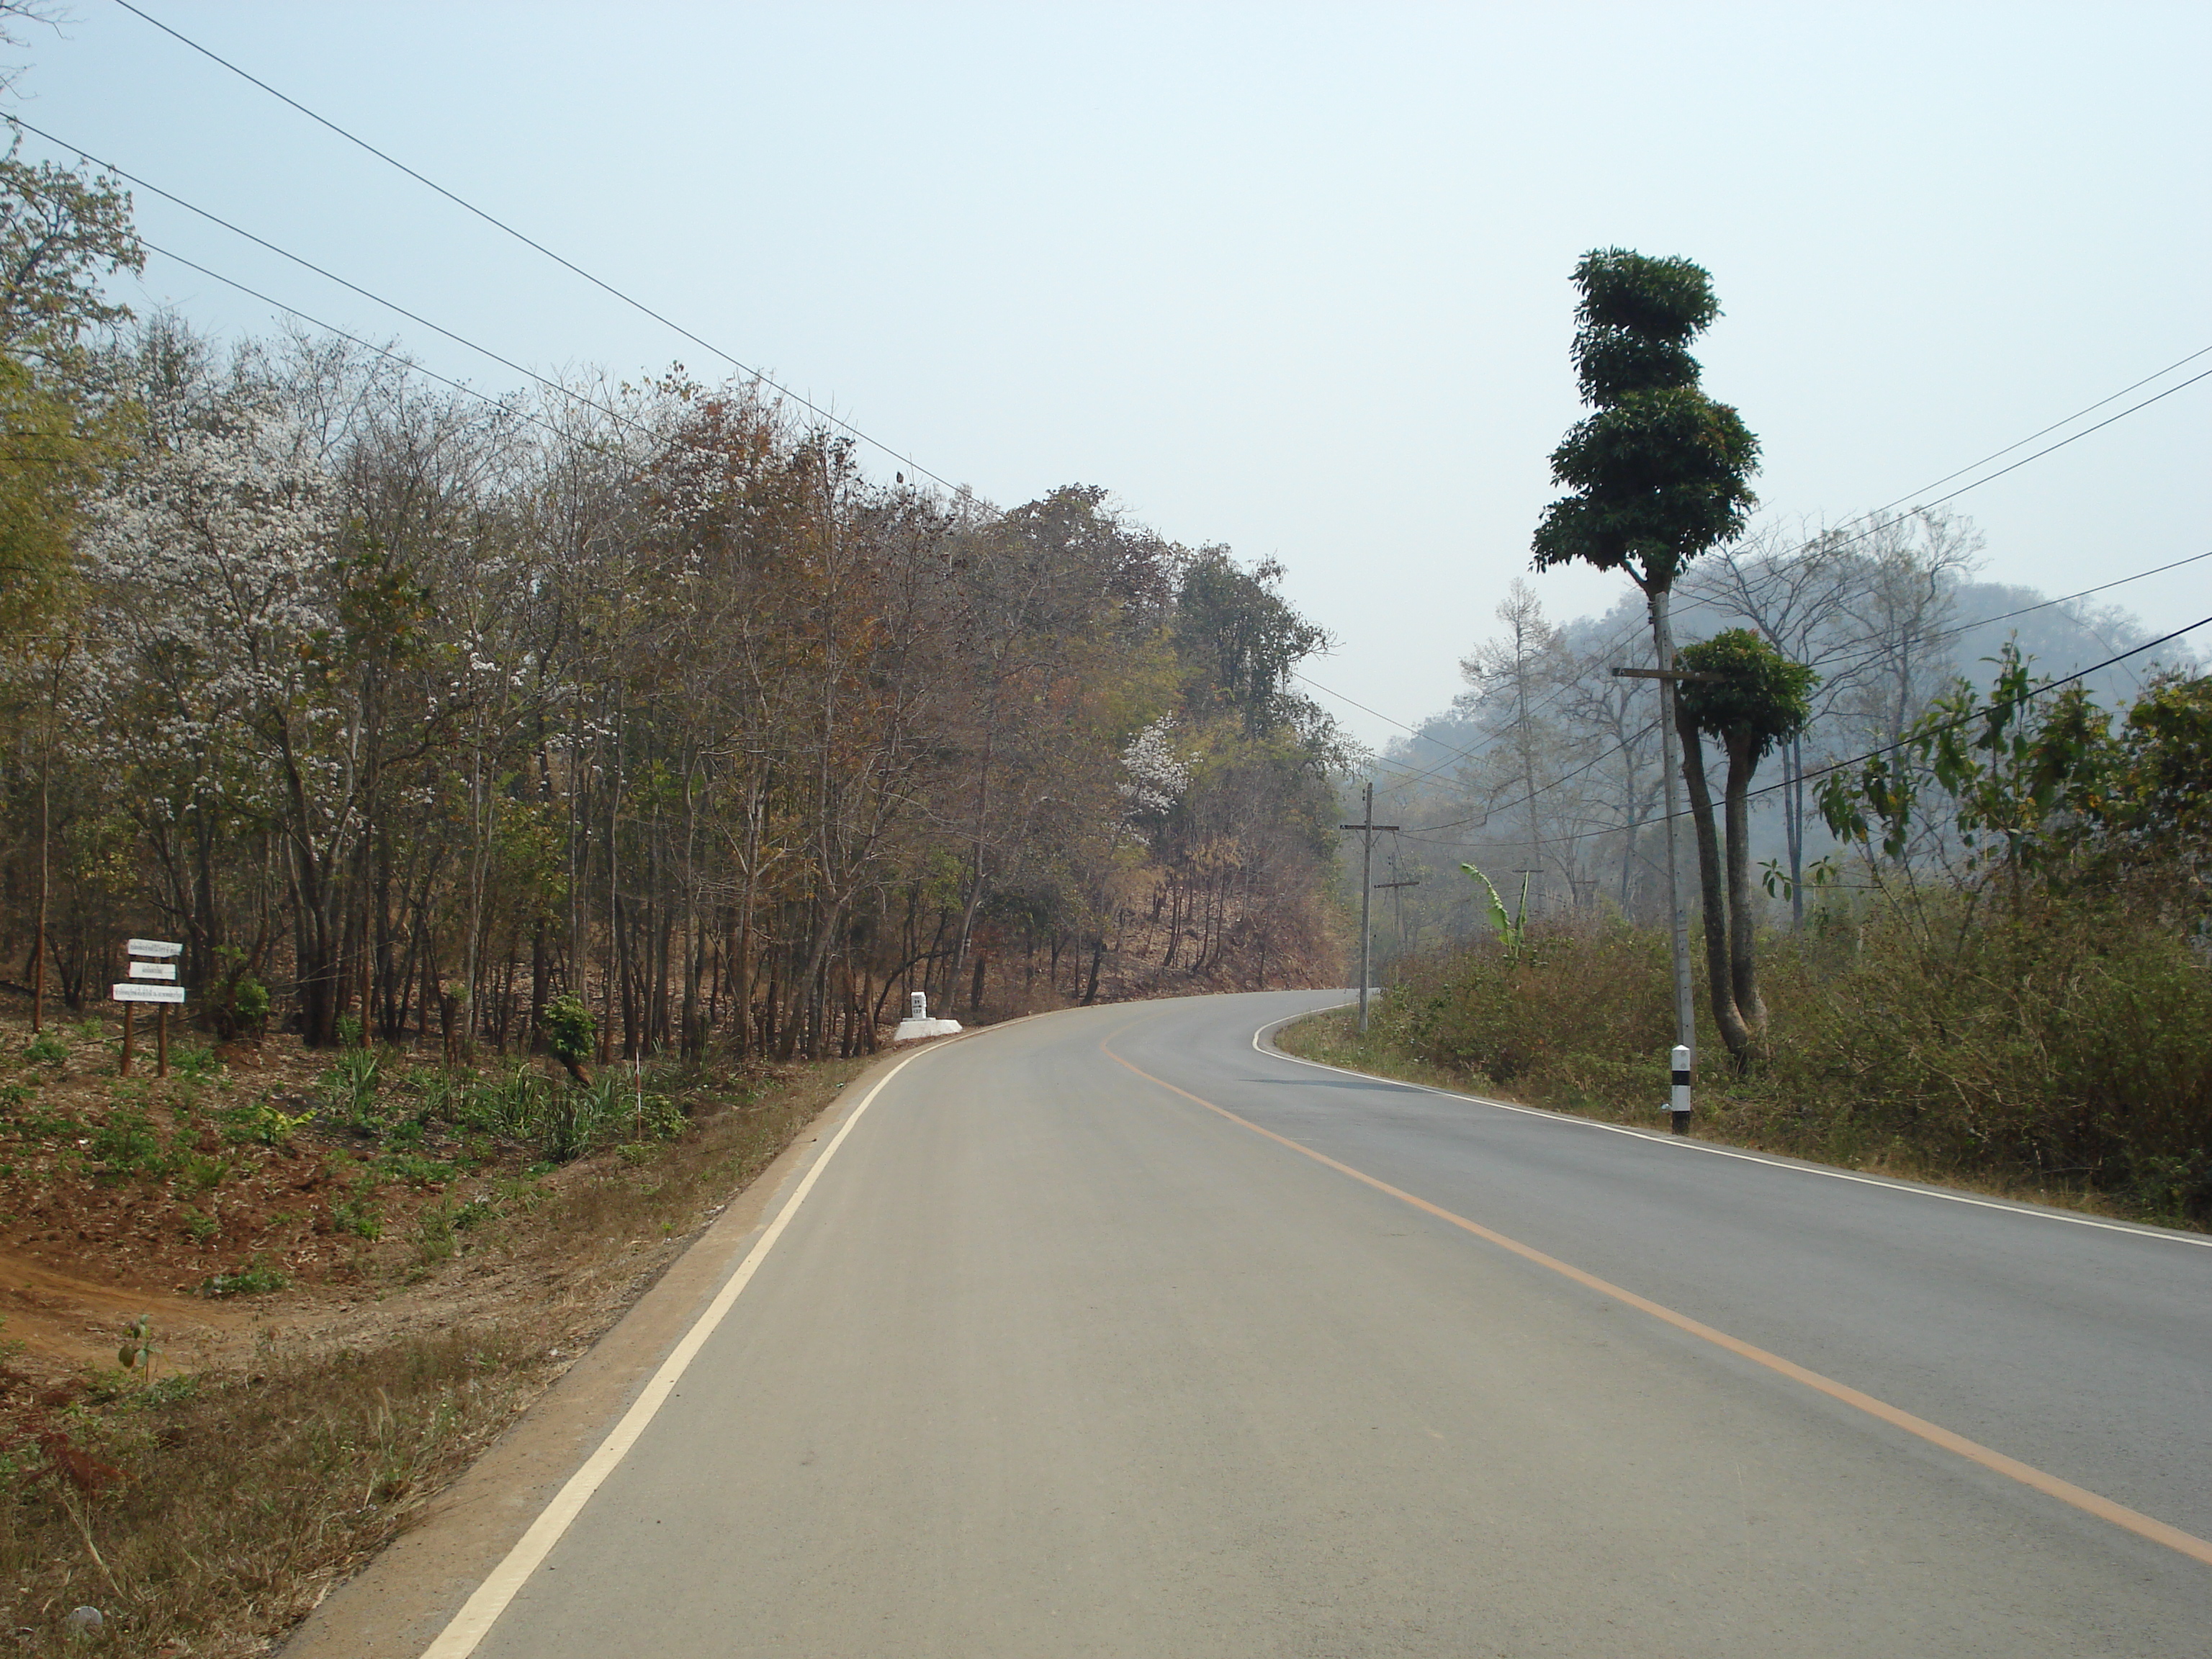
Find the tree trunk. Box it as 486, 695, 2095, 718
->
1722, 735, 1768, 1035
1675, 696, 1753, 1066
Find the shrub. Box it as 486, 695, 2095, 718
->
1335, 881, 2212, 1222
199, 1254, 289, 1297
170, 1041, 223, 1082
330, 1197, 382, 1240
543, 994, 596, 1083
232, 973, 270, 1029
536, 1071, 680, 1164
323, 1046, 384, 1130
218, 1099, 314, 1148
454, 1068, 551, 1141
90, 1110, 169, 1178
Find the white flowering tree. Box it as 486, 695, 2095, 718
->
80, 369, 355, 1037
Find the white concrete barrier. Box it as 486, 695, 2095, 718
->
891, 1017, 963, 1042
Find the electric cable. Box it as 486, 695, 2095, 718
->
1396, 614, 2212, 848
1862, 344, 2212, 520
1333, 545, 2212, 809
12, 116, 649, 441
140, 239, 570, 444
110, 0, 950, 492
59, 6, 2212, 810
1379, 341, 2212, 771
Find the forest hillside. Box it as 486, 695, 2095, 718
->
4, 324, 1349, 1057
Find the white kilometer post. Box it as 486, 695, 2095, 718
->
114, 938, 186, 1078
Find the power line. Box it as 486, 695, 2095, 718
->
1390, 719, 1661, 842
1863, 343, 2212, 519
1335, 544, 2212, 809
1399, 614, 2212, 849
68, 3, 2212, 800
139, 239, 572, 444
12, 116, 651, 442
1391, 557, 2212, 843
111, 0, 953, 493
1892, 369, 2212, 519
1339, 338, 2212, 788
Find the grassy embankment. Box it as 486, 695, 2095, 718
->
1278, 889, 2212, 1230
0, 1010, 871, 1658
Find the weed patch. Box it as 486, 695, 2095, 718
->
197, 1253, 290, 1298
217, 1098, 314, 1148
0, 1325, 544, 1658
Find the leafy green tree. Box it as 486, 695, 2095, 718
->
1811, 646, 2212, 911
1674, 629, 1816, 1060
0, 135, 143, 629
2110, 674, 2212, 866
0, 130, 143, 370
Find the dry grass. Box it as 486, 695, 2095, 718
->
0, 1041, 871, 1657
1, 1326, 544, 1656
1282, 995, 2194, 1238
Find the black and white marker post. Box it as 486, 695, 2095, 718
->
114, 937, 185, 1078
1670, 1043, 1692, 1136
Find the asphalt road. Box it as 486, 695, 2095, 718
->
448, 990, 2212, 1657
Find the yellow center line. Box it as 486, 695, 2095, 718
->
1102, 1038, 2212, 1571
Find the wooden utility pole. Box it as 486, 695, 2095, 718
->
1339, 782, 1399, 1035
1611, 662, 1722, 1133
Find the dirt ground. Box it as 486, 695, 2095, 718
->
5, 1012, 547, 1385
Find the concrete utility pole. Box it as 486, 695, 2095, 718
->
1611, 662, 1722, 1133
1339, 782, 1399, 1035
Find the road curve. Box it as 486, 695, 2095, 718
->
440, 990, 2212, 1657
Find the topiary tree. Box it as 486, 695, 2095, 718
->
1676, 629, 1816, 1063
1532, 248, 1762, 1071
1532, 250, 1762, 613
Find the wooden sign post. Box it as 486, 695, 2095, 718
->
115, 939, 185, 1079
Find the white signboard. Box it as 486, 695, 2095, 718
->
112, 982, 185, 1004
128, 961, 178, 981
127, 938, 183, 958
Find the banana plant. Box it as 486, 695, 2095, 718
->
1460, 864, 1530, 960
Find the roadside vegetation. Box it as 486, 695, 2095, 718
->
1292, 662, 2212, 1231
0, 993, 871, 1657
1310, 248, 2210, 1233
0, 22, 1344, 1080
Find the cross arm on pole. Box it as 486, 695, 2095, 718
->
1610, 667, 1727, 682
1339, 823, 1401, 832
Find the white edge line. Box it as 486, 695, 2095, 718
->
1250, 1005, 2212, 1252
418, 1045, 930, 1659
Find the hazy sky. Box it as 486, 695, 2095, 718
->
22, 1, 2211, 748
